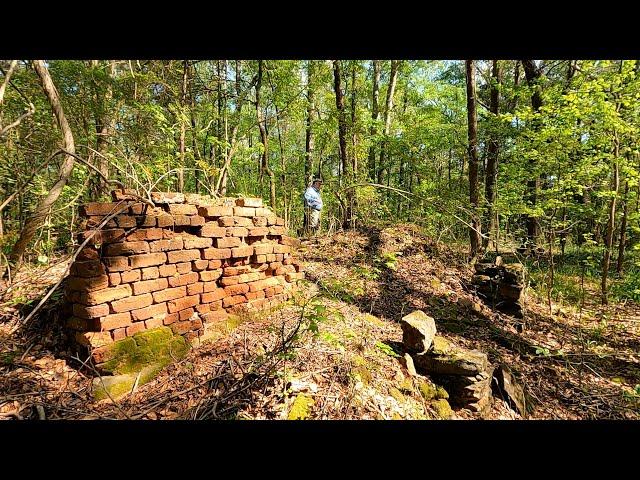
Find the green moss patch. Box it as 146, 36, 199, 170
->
288, 394, 315, 420
431, 399, 453, 419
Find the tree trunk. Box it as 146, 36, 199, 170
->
616, 180, 629, 274
255, 60, 276, 210
378, 60, 399, 185
368, 60, 380, 181
601, 133, 620, 305
90, 60, 114, 198
483, 60, 501, 251
465, 60, 481, 260
177, 60, 188, 193
304, 60, 314, 188
10, 60, 76, 264
333, 60, 353, 229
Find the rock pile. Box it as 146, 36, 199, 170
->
471, 259, 525, 317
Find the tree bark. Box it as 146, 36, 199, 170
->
333, 60, 353, 229
601, 133, 619, 305
378, 60, 399, 185
304, 60, 314, 187
483, 60, 501, 251
10, 60, 76, 264
177, 59, 188, 193
255, 60, 276, 210
368, 60, 380, 181
465, 60, 481, 260
616, 180, 629, 274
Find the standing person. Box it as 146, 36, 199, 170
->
303, 177, 323, 236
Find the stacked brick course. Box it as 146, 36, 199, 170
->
65, 190, 304, 357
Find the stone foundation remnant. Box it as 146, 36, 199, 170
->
64, 190, 304, 364
471, 258, 525, 317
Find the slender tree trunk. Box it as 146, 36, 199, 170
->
368, 60, 380, 181
616, 180, 629, 274
333, 60, 352, 229
378, 60, 399, 185
483, 60, 501, 251
465, 60, 481, 260
255, 60, 276, 210
177, 60, 188, 192
10, 60, 76, 264
90, 60, 114, 198
350, 61, 359, 227
601, 133, 620, 305
304, 60, 314, 188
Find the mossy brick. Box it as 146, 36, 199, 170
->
167, 249, 200, 263
200, 224, 226, 237
73, 303, 110, 319
173, 215, 192, 226
192, 259, 209, 271
236, 197, 263, 208
227, 226, 248, 237
203, 247, 231, 259
199, 269, 222, 282
152, 286, 186, 303
198, 205, 233, 217
223, 295, 247, 307
81, 202, 124, 216
159, 264, 177, 277
218, 216, 235, 227
126, 228, 163, 241
214, 237, 241, 248
132, 277, 169, 295
176, 262, 192, 274
168, 272, 199, 287
131, 302, 168, 322
100, 312, 133, 330
111, 293, 153, 313
72, 260, 106, 277
224, 283, 249, 296
231, 246, 254, 258
182, 236, 213, 249
168, 295, 200, 313
66, 275, 109, 292
141, 267, 163, 281
130, 252, 166, 268
202, 281, 223, 294
249, 227, 269, 237
187, 282, 204, 295
179, 308, 195, 321
104, 241, 150, 256
79, 284, 132, 305
168, 203, 198, 215
108, 272, 122, 286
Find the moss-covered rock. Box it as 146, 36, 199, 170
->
92, 374, 136, 401
288, 394, 314, 420
431, 399, 453, 419
418, 380, 438, 400
389, 386, 405, 404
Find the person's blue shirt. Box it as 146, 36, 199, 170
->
304, 186, 323, 211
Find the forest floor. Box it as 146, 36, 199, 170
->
1, 224, 640, 420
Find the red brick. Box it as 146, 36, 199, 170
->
85, 216, 117, 229
149, 238, 184, 252
80, 284, 132, 305
224, 283, 249, 295
130, 252, 166, 268
234, 216, 253, 227
135, 214, 158, 227
248, 227, 269, 237
192, 259, 209, 271
126, 323, 146, 336
275, 254, 284, 262
253, 244, 274, 255
280, 236, 301, 248
282, 257, 293, 265
170, 320, 192, 335
176, 262, 192, 274
132, 277, 168, 295
163, 313, 179, 325
203, 247, 231, 259
199, 269, 222, 282
208, 260, 223, 269
265, 254, 277, 262
199, 206, 233, 217
269, 226, 286, 235
104, 241, 150, 256
201, 288, 225, 302
236, 197, 263, 208
231, 246, 254, 258
108, 272, 121, 286
209, 300, 223, 311
223, 295, 246, 307
273, 284, 285, 294
119, 269, 140, 283
202, 310, 228, 323
173, 215, 192, 226
151, 191, 185, 204
218, 216, 235, 227
76, 247, 99, 261
168, 203, 198, 215
252, 216, 267, 227
72, 260, 106, 277
187, 282, 204, 295
167, 249, 201, 263
246, 290, 266, 300
156, 214, 174, 228
248, 277, 280, 292
168, 295, 199, 313
75, 331, 113, 348
126, 228, 164, 241
79, 228, 125, 244
227, 227, 248, 237
273, 244, 290, 254
214, 237, 241, 248
195, 303, 210, 314
234, 206, 256, 217
128, 204, 145, 215
131, 302, 168, 322
182, 236, 212, 249
100, 312, 132, 330
190, 215, 205, 226
145, 317, 164, 329
73, 303, 110, 319
153, 286, 186, 303
254, 254, 267, 263
202, 281, 222, 293
200, 224, 226, 237
266, 215, 278, 226
219, 276, 239, 287
254, 207, 273, 217
168, 272, 199, 287
190, 318, 204, 330
111, 189, 138, 201
116, 215, 137, 228
249, 298, 267, 309
238, 272, 264, 283
265, 286, 276, 297
66, 275, 109, 292
112, 328, 127, 341
66, 316, 100, 331
81, 202, 124, 216
111, 293, 153, 313
159, 264, 177, 277
179, 308, 195, 321
269, 262, 282, 270
141, 267, 160, 280
223, 265, 251, 276
275, 217, 285, 226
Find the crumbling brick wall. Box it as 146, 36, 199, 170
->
64, 190, 303, 357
